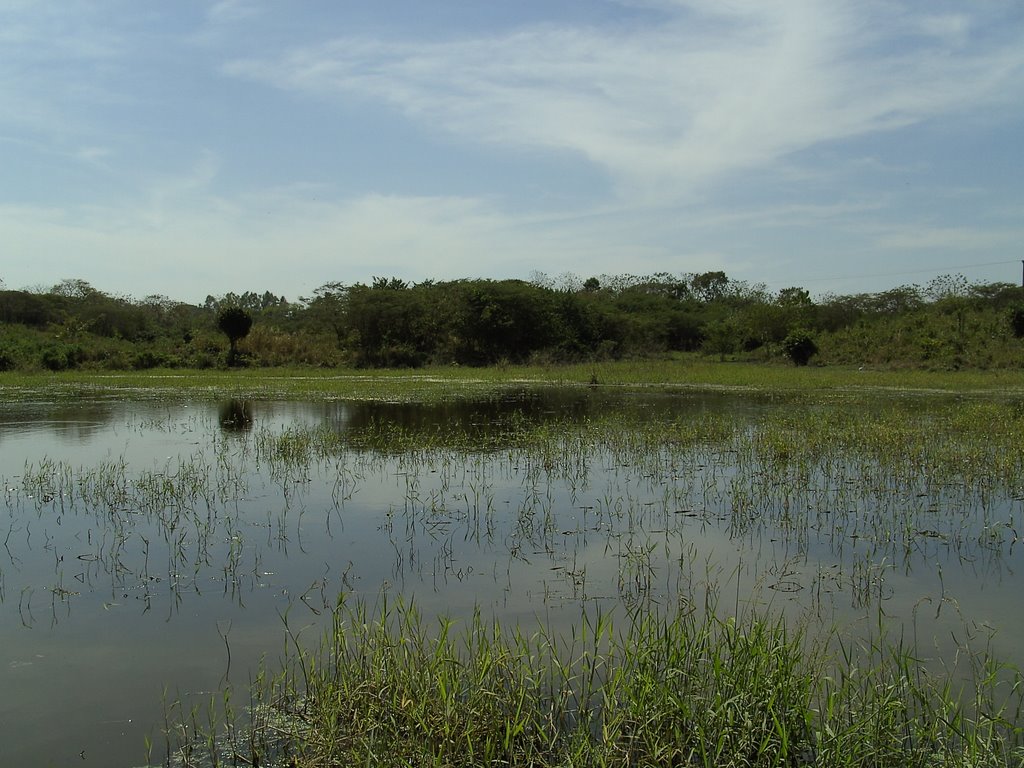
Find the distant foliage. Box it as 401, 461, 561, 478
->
0, 273, 1022, 371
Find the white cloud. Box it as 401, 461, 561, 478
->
0, 2, 129, 143
75, 145, 112, 165
190, 0, 264, 45
142, 150, 222, 227
224, 3, 1024, 201
0, 184, 734, 301
916, 13, 971, 46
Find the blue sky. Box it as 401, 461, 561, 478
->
2, 0, 1023, 303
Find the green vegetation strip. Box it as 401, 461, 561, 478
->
4, 273, 1024, 372
5, 361, 1024, 404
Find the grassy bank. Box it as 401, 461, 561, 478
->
4, 357, 1024, 404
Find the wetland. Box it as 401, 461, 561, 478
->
1, 371, 1023, 766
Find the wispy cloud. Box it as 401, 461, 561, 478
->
190, 0, 264, 45
0, 2, 128, 143
143, 150, 223, 227
207, 0, 261, 24
223, 2, 1024, 201
2, 2, 1021, 299
872, 224, 1022, 252
0, 184, 733, 299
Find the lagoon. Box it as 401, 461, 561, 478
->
1, 387, 1022, 765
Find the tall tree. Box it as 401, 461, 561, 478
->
217, 306, 253, 366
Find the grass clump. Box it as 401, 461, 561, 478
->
194, 597, 1024, 768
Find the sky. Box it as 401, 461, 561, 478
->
2, 0, 1023, 304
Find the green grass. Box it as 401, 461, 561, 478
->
4, 357, 1024, 404
175, 596, 1024, 768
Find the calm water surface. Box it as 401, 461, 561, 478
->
0, 390, 1021, 766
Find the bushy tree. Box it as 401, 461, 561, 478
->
304, 282, 350, 348
344, 281, 435, 367
453, 280, 563, 364
691, 271, 729, 303
1010, 306, 1024, 339
781, 330, 818, 366
702, 319, 737, 361
0, 290, 56, 327
217, 306, 253, 366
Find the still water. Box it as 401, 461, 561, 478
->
0, 390, 1021, 766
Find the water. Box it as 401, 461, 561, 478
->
0, 390, 1021, 766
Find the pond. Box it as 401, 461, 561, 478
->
1, 388, 1022, 766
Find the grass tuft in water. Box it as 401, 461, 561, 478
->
176, 595, 1024, 768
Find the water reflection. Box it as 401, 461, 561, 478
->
0, 400, 115, 443
218, 399, 253, 433
1, 388, 763, 447
337, 386, 753, 436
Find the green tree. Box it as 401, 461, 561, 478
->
702, 318, 738, 361
781, 330, 818, 366
0, 290, 56, 326
304, 282, 350, 348
776, 286, 812, 308
453, 280, 561, 365
691, 271, 729, 303
344, 281, 437, 367
50, 278, 98, 299
1010, 306, 1024, 339
217, 306, 253, 366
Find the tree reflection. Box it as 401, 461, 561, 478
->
218, 399, 253, 432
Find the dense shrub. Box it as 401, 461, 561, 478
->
242, 326, 343, 367
132, 350, 167, 370
40, 344, 83, 371
782, 331, 818, 366
0, 346, 17, 371
1010, 306, 1024, 338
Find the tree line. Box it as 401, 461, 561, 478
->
1, 272, 1023, 371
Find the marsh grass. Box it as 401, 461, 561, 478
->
5, 359, 1024, 404
166, 594, 1024, 768
11, 396, 1022, 620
